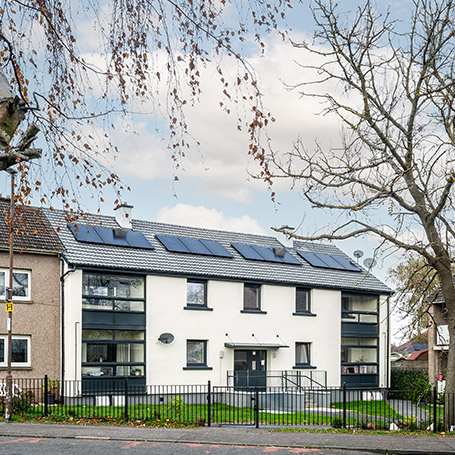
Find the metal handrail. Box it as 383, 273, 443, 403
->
227, 370, 327, 390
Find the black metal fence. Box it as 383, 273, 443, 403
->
0, 376, 449, 431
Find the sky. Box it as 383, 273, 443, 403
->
0, 0, 417, 342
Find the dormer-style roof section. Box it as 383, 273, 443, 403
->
0, 201, 63, 253
45, 208, 392, 294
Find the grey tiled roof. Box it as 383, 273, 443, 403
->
0, 202, 63, 253
44, 209, 392, 294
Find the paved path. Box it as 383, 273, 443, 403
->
0, 422, 455, 454
388, 400, 429, 420
0, 436, 381, 455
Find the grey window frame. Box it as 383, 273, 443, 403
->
82, 272, 145, 312
185, 280, 212, 311
242, 284, 266, 314
184, 339, 212, 370
294, 287, 315, 316
294, 342, 315, 369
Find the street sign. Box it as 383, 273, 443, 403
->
5, 302, 13, 312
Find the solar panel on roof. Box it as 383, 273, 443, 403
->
155, 234, 190, 253
67, 224, 154, 249
231, 242, 301, 265
331, 255, 362, 272
96, 226, 130, 246
298, 251, 361, 272
67, 224, 103, 244
156, 234, 233, 258
231, 243, 264, 260
200, 239, 234, 258
125, 230, 154, 249
180, 237, 212, 255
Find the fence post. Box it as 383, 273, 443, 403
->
433, 386, 438, 433
342, 382, 347, 429
124, 378, 129, 420
44, 375, 48, 417
255, 388, 259, 429
207, 380, 211, 427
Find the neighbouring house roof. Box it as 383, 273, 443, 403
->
391, 337, 428, 360
406, 349, 428, 361
427, 276, 455, 304
0, 201, 63, 253
44, 208, 392, 294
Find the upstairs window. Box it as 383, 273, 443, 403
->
82, 273, 145, 312
0, 269, 30, 300
243, 284, 261, 311
295, 288, 311, 314
341, 293, 378, 323
186, 280, 206, 307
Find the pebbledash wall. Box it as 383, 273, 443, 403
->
48, 205, 392, 390
0, 202, 63, 381
0, 252, 61, 380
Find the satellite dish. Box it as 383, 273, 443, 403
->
353, 250, 364, 259
363, 258, 377, 269
158, 333, 174, 344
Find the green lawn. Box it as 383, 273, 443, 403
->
332, 400, 401, 419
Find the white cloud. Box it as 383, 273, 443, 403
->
79, 33, 344, 203
157, 203, 268, 235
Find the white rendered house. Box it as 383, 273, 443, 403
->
46, 205, 392, 391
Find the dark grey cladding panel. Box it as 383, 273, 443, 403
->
45, 209, 391, 294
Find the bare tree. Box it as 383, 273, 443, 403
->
264, 0, 455, 424
389, 255, 440, 338
0, 0, 290, 213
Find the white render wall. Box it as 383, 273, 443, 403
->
147, 276, 344, 386
62, 271, 390, 387
378, 295, 390, 388
62, 267, 83, 382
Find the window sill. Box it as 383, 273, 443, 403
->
184, 306, 213, 311
183, 366, 213, 370
293, 365, 317, 370
0, 300, 33, 305
0, 366, 32, 370
293, 312, 317, 317
241, 309, 267, 314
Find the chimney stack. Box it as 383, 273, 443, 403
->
114, 203, 133, 230
275, 225, 295, 249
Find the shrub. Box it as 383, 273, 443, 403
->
0, 390, 35, 415
390, 371, 431, 402
331, 416, 343, 428
168, 396, 184, 420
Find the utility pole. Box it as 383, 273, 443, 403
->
4, 169, 15, 422
0, 70, 41, 421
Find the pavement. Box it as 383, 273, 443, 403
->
0, 423, 455, 454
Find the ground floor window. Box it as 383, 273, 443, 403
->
0, 335, 31, 367
295, 342, 311, 367
82, 329, 145, 378
186, 340, 208, 368
341, 336, 379, 387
